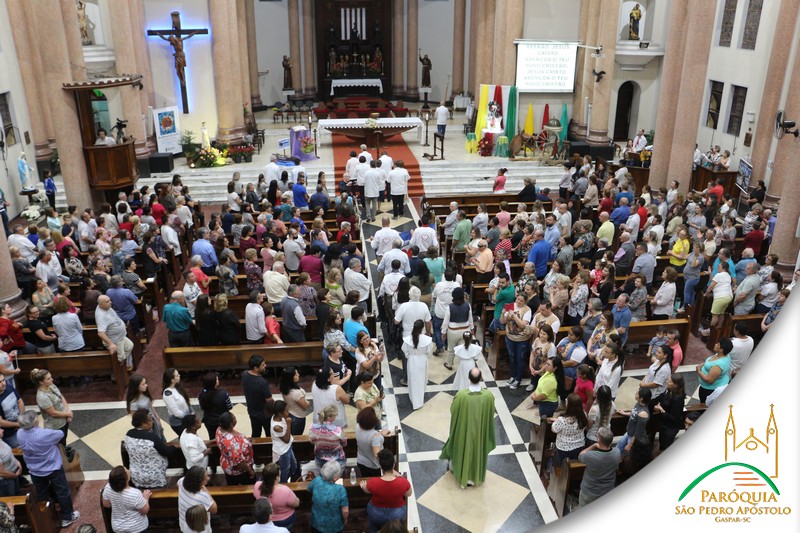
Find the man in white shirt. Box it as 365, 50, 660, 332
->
182, 271, 201, 318
358, 143, 373, 163
435, 101, 449, 136
115, 192, 129, 223
345, 150, 360, 180
633, 129, 647, 152
94, 128, 117, 146
693, 143, 703, 170
431, 269, 461, 354
245, 291, 267, 342
77, 211, 96, 252
379, 151, 393, 179
377, 239, 410, 274
161, 220, 182, 258
290, 157, 305, 183
363, 160, 384, 222
264, 154, 280, 184
263, 261, 291, 308
354, 155, 370, 214
556, 204, 572, 237
370, 216, 401, 258
8, 225, 37, 261
728, 322, 754, 375
387, 161, 410, 219
379, 259, 405, 299
622, 205, 641, 242
409, 213, 438, 251
343, 259, 371, 306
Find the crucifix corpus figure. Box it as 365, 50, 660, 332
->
147, 11, 208, 113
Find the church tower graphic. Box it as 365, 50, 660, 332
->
724, 404, 779, 478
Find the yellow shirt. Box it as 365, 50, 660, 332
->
596, 221, 615, 244
670, 238, 690, 266
475, 249, 494, 274
535, 372, 558, 402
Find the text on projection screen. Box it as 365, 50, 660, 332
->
515, 42, 578, 93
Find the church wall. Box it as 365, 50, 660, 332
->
695, 0, 781, 174
0, 0, 36, 219
418, 0, 455, 103
143, 0, 218, 141
609, 59, 662, 140
254, 0, 292, 107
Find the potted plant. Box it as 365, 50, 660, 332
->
180, 130, 196, 158
241, 144, 255, 162
228, 145, 243, 163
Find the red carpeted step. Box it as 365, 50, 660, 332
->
330, 134, 425, 199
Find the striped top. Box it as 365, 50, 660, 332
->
101, 484, 148, 533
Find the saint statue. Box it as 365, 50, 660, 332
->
17, 153, 35, 191
328, 47, 338, 76
200, 122, 211, 149
419, 52, 432, 88
629, 4, 642, 40
76, 0, 91, 45
282, 55, 293, 90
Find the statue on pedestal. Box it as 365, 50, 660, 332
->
282, 55, 293, 90
17, 153, 35, 191
76, 0, 92, 45
419, 51, 432, 88
201, 122, 211, 149
629, 4, 642, 40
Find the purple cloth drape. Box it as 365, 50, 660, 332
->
289, 128, 318, 162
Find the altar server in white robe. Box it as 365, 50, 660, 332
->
453, 332, 483, 390
402, 319, 433, 410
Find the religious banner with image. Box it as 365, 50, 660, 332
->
152, 106, 181, 154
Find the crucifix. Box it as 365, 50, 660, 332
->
147, 11, 208, 114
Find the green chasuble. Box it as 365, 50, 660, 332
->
439, 388, 496, 487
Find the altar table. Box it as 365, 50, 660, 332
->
330, 78, 384, 96
317, 117, 424, 145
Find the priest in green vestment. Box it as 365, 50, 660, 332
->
440, 368, 496, 488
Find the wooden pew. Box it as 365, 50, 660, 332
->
530, 404, 707, 477
707, 312, 765, 351
163, 342, 326, 372
103, 478, 387, 533
0, 494, 59, 533
121, 433, 401, 473
16, 350, 127, 400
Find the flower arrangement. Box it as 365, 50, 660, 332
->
196, 147, 227, 167
365, 117, 379, 129
300, 136, 316, 154
20, 205, 43, 221
478, 136, 493, 157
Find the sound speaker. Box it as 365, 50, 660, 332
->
589, 145, 615, 162
570, 141, 590, 157
150, 153, 174, 173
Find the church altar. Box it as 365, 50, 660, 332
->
330, 78, 384, 96
317, 117, 423, 145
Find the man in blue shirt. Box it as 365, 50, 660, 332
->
527, 230, 551, 278
614, 183, 634, 206
611, 294, 632, 346
708, 248, 736, 287
190, 227, 218, 276
610, 197, 631, 227
343, 306, 369, 348
162, 291, 193, 347
543, 214, 561, 260
309, 185, 331, 213
106, 276, 141, 331
292, 174, 309, 208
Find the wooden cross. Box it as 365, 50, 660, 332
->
147, 11, 208, 114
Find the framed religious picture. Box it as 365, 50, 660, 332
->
743, 131, 752, 147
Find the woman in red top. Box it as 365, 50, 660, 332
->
216, 412, 255, 485
494, 228, 513, 261
262, 302, 283, 344
598, 190, 614, 215
360, 449, 412, 533
574, 364, 596, 412
493, 167, 508, 193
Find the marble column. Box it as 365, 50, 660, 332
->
467, 0, 478, 98
209, 0, 245, 143
572, 1, 602, 140
586, 0, 618, 145
302, 0, 317, 97
237, 0, 252, 111
406, 0, 419, 100
766, 36, 800, 275
648, 2, 688, 189
451, 0, 466, 98
109, 0, 148, 160
754, 0, 800, 205
472, 0, 496, 100
652, 0, 715, 194
491, 0, 523, 87
569, 0, 591, 139
6, 0, 53, 169
0, 228, 25, 321
129, 0, 157, 153
32, 0, 93, 206
392, 0, 404, 97
60, 0, 87, 82
288, 0, 302, 93
245, 0, 263, 108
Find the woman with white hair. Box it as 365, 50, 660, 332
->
307, 460, 350, 533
